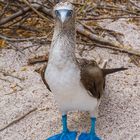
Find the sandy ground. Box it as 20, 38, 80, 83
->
0, 19, 140, 140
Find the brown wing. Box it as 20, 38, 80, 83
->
40, 65, 51, 92
78, 59, 105, 99
78, 58, 127, 99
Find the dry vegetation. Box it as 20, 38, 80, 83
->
0, 0, 140, 60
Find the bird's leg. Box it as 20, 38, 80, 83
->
90, 117, 96, 135
78, 111, 101, 140
89, 117, 100, 139
47, 113, 77, 140
62, 114, 68, 133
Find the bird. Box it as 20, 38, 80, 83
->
44, 1, 127, 140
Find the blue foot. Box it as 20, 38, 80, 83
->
78, 132, 101, 140
78, 117, 101, 140
47, 131, 77, 140
47, 114, 77, 140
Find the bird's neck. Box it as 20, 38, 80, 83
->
53, 22, 76, 48
49, 22, 76, 67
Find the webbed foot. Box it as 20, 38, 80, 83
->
78, 117, 101, 140
46, 115, 77, 140
78, 132, 101, 140
47, 131, 77, 140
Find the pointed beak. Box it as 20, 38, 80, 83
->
56, 9, 69, 23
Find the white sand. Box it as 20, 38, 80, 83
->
0, 20, 140, 140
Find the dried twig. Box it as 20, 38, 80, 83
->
0, 70, 24, 81
86, 42, 140, 57
0, 108, 37, 132
76, 25, 123, 48
78, 15, 140, 20
0, 2, 9, 20
96, 4, 140, 15
0, 3, 52, 26
0, 34, 51, 42
0, 7, 31, 26
8, 41, 25, 55
22, 0, 49, 21
28, 55, 48, 65
129, 55, 140, 67
129, 0, 140, 10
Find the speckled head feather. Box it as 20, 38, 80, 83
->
54, 1, 74, 11
53, 1, 75, 26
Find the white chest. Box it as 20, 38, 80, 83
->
45, 61, 80, 94
45, 61, 98, 113
45, 33, 97, 112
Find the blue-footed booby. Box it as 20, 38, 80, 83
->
44, 1, 127, 140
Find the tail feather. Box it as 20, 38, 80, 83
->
102, 67, 127, 76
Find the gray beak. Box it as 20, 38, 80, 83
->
56, 9, 71, 23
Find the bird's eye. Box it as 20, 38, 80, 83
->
67, 10, 73, 17
55, 10, 60, 16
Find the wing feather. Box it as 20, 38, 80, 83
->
40, 65, 51, 92
78, 58, 104, 99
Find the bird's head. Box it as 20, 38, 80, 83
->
53, 2, 75, 25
